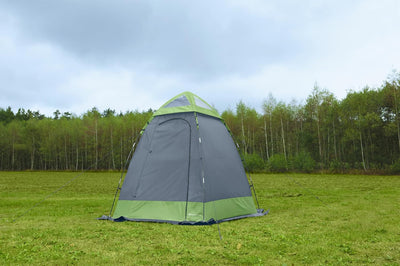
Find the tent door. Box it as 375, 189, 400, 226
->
135, 118, 192, 220
158, 118, 192, 221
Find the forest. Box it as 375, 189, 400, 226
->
1, 73, 399, 173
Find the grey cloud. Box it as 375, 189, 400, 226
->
2, 0, 397, 116
3, 1, 151, 55
2, 0, 299, 80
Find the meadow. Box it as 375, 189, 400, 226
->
1, 171, 399, 265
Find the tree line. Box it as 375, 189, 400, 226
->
0, 108, 153, 171
1, 73, 399, 173
223, 72, 400, 173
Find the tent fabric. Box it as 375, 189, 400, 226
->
111, 92, 267, 224
164, 95, 190, 108
152, 91, 221, 118
99, 209, 268, 225
113, 196, 258, 222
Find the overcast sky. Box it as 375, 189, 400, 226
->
1, 0, 400, 116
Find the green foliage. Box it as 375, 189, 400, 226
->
1, 172, 400, 264
0, 108, 153, 170
329, 160, 349, 173
390, 158, 400, 174
267, 154, 287, 172
291, 152, 316, 173
242, 153, 265, 172
0, 106, 15, 123
1, 71, 400, 172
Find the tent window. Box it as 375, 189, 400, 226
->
194, 96, 212, 110
164, 96, 190, 108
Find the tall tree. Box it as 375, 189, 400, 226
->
262, 94, 277, 159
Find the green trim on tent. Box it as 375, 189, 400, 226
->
112, 196, 257, 222
153, 91, 221, 119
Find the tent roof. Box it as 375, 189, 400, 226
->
153, 91, 221, 118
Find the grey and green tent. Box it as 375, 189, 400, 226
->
109, 92, 266, 224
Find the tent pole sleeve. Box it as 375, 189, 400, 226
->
248, 173, 260, 209
195, 112, 206, 222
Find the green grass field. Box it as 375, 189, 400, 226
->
1, 172, 399, 265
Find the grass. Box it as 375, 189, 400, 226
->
1, 171, 400, 265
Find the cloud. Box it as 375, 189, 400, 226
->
1, 0, 400, 116
2, 0, 301, 78
0, 13, 83, 112
60, 68, 186, 114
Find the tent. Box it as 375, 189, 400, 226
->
109, 92, 267, 224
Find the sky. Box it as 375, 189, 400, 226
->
1, 0, 400, 116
